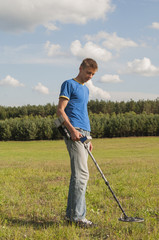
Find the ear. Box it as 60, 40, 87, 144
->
79, 66, 84, 72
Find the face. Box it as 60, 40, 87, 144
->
79, 67, 97, 83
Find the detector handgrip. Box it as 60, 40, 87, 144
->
80, 136, 92, 144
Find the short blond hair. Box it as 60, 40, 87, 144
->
80, 58, 98, 70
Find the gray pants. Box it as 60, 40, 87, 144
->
64, 128, 90, 221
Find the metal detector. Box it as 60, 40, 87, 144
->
54, 116, 144, 223
80, 136, 144, 223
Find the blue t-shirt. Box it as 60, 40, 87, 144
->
59, 78, 90, 131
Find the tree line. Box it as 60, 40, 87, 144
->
0, 103, 57, 120
88, 99, 159, 114
0, 99, 159, 120
0, 112, 159, 141
0, 99, 159, 140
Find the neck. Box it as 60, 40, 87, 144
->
75, 75, 84, 84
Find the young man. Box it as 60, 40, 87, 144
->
57, 58, 98, 227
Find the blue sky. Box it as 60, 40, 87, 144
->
0, 0, 159, 106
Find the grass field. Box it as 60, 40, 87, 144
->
0, 137, 158, 240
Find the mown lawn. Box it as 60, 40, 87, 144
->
0, 137, 158, 240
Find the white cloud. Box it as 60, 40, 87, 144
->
85, 31, 138, 51
70, 40, 112, 62
33, 82, 49, 95
125, 57, 159, 77
43, 23, 59, 31
150, 22, 159, 30
45, 41, 62, 56
0, 0, 114, 32
86, 80, 111, 100
100, 74, 123, 83
102, 32, 138, 51
0, 75, 24, 87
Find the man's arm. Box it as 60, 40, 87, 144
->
57, 97, 82, 141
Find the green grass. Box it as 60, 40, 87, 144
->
0, 137, 158, 240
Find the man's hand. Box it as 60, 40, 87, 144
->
70, 129, 83, 141
89, 142, 93, 152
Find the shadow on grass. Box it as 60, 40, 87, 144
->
0, 211, 67, 229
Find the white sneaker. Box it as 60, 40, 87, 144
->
65, 216, 96, 227
75, 218, 95, 227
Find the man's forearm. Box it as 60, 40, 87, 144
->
57, 98, 82, 140
57, 108, 76, 135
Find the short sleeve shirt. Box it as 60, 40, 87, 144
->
59, 78, 90, 131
